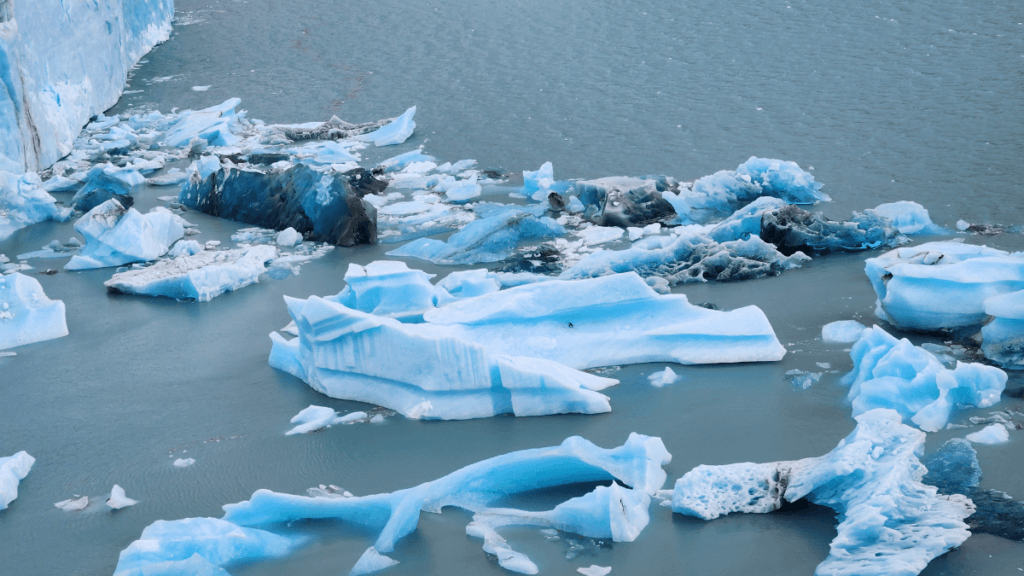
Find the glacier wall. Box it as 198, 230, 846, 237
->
0, 0, 173, 173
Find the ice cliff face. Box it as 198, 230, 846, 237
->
0, 0, 174, 173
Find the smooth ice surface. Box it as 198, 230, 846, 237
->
0, 451, 34, 510
105, 245, 277, 302
65, 200, 185, 270
356, 106, 416, 146
821, 320, 867, 343
981, 289, 1024, 369
350, 547, 399, 575
841, 326, 1007, 432
672, 409, 975, 576
867, 201, 946, 235
276, 228, 302, 247
0, 172, 72, 241
107, 485, 138, 510
0, 272, 68, 350
965, 424, 1010, 445
865, 241, 1024, 331
420, 272, 787, 368
0, 0, 173, 172
55, 496, 89, 511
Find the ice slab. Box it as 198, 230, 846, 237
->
0, 172, 73, 241
0, 451, 34, 510
105, 245, 278, 302
671, 409, 974, 576
965, 424, 1009, 445
821, 320, 867, 343
841, 326, 1006, 432
865, 241, 1024, 331
981, 290, 1024, 369
578, 567, 612, 576
174, 458, 195, 468
107, 485, 138, 510
65, 200, 185, 270
356, 106, 416, 146
0, 272, 68, 350
162, 98, 244, 148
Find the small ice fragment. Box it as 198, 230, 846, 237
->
785, 369, 822, 389
648, 367, 679, 388
276, 227, 302, 247
816, 362, 831, 369
540, 528, 558, 536
966, 424, 1010, 445
192, 86, 211, 92
578, 567, 612, 576
55, 496, 89, 511
821, 320, 867, 343
286, 405, 340, 435
338, 411, 368, 424
173, 458, 195, 467
350, 546, 400, 576
107, 485, 138, 509
956, 219, 970, 231
369, 414, 385, 424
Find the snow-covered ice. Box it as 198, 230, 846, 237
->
0, 272, 68, 350
841, 326, 1006, 431
965, 424, 1010, 445
0, 171, 73, 241
0, 451, 34, 510
65, 200, 186, 270
821, 320, 867, 343
671, 409, 974, 576
107, 485, 138, 510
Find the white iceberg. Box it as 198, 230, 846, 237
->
275, 227, 302, 247
107, 485, 138, 510
578, 567, 612, 576
173, 458, 195, 468
841, 326, 1006, 432
965, 423, 1009, 445
65, 200, 186, 270
0, 451, 34, 510
161, 98, 244, 148
820, 320, 866, 343
285, 405, 367, 435
356, 106, 416, 146
865, 241, 1024, 331
0, 272, 68, 350
671, 409, 975, 576
866, 201, 946, 235
104, 245, 278, 302
55, 496, 89, 511
647, 367, 679, 388
0, 171, 72, 241
981, 289, 1024, 369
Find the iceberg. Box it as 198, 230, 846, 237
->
572, 176, 677, 228
0, 0, 173, 172
841, 326, 1006, 432
68, 163, 144, 212
671, 409, 974, 576
523, 161, 571, 201
328, 260, 445, 319
376, 148, 435, 172
161, 98, 245, 148
0, 171, 72, 241
55, 496, 89, 511
820, 320, 867, 343
104, 245, 278, 302
356, 106, 416, 147
65, 200, 185, 270
866, 201, 946, 235
179, 162, 380, 246
0, 451, 34, 510
648, 367, 680, 387
173, 458, 195, 468
865, 241, 1024, 331
759, 205, 903, 255
965, 423, 1010, 445
107, 485, 138, 510
981, 289, 1024, 369
0, 272, 68, 350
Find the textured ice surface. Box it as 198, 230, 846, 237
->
356, 106, 416, 146
107, 485, 138, 510
69, 163, 145, 212
0, 272, 68, 350
672, 409, 974, 576
865, 241, 1024, 331
867, 201, 946, 235
0, 0, 173, 172
350, 547, 400, 575
162, 98, 245, 148
965, 424, 1010, 445
329, 261, 445, 319
0, 451, 34, 510
573, 176, 677, 228
105, 245, 277, 302
759, 205, 902, 256
821, 320, 867, 343
65, 200, 185, 270
981, 290, 1024, 369
647, 367, 679, 388
841, 326, 1006, 432
0, 171, 72, 241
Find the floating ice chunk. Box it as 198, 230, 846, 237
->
69, 163, 145, 212
672, 409, 974, 576
0, 451, 35, 510
270, 296, 616, 420
785, 369, 821, 389
981, 290, 1024, 369
966, 424, 1010, 445
706, 197, 790, 243
287, 406, 341, 435
104, 245, 277, 302
65, 200, 186, 270
578, 566, 612, 576
466, 523, 538, 574
357, 106, 416, 146
108, 485, 139, 509
865, 241, 1024, 331
867, 201, 946, 235
387, 207, 565, 265
573, 176, 677, 227
0, 273, 69, 351
162, 98, 244, 148
421, 272, 786, 368
330, 261, 444, 318
55, 496, 89, 511
173, 458, 195, 468
760, 205, 903, 255
0, 172, 73, 242
350, 547, 400, 576
841, 326, 1006, 431
576, 225, 625, 246
648, 367, 679, 387
276, 227, 302, 247
192, 86, 212, 92
821, 320, 867, 343
956, 219, 971, 231
376, 148, 436, 172
445, 175, 482, 202
523, 161, 557, 201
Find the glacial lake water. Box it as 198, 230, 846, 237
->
2, 0, 1023, 574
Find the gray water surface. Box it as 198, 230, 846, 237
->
2, 0, 1023, 574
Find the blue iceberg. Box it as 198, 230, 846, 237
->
867, 201, 947, 235
0, 171, 72, 241
65, 200, 186, 270
356, 106, 416, 147
69, 163, 145, 212
0, 272, 68, 351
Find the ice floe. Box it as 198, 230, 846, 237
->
867, 201, 946, 235
0, 273, 68, 350
671, 409, 974, 576
647, 367, 679, 388
286, 405, 368, 435
107, 485, 138, 510
0, 172, 73, 241
55, 496, 89, 511
355, 106, 417, 147
841, 326, 1006, 432
759, 205, 902, 255
965, 423, 1010, 445
65, 200, 186, 270
821, 320, 867, 343
173, 458, 195, 468
0, 451, 34, 510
